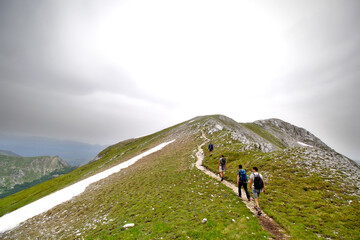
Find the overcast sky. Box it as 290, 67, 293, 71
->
0, 0, 359, 160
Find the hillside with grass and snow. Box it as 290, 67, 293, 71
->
0, 115, 359, 239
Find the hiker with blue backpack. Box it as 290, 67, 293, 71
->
237, 165, 251, 201
249, 166, 265, 216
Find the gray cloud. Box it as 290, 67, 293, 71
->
247, 1, 360, 160
0, 0, 158, 98
0, 1, 172, 144
0, 0, 359, 161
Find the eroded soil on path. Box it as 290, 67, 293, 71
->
195, 132, 289, 239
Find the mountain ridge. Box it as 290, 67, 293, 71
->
0, 150, 22, 157
0, 114, 359, 239
0, 134, 107, 166
253, 118, 332, 150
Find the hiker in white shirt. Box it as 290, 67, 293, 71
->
249, 166, 265, 216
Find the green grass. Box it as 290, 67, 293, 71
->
0, 166, 76, 199
0, 124, 176, 217
74, 134, 268, 239
241, 123, 286, 149
202, 130, 360, 240
3, 115, 358, 239
2, 129, 269, 239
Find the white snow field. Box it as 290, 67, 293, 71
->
297, 141, 313, 148
0, 140, 175, 233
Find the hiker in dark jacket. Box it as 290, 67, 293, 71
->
208, 142, 214, 156
217, 155, 227, 181
237, 165, 251, 201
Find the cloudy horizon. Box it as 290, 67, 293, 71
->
1, 0, 359, 160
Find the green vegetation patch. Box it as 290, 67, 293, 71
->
0, 166, 76, 199
0, 126, 175, 217
241, 123, 286, 149
202, 131, 360, 240
1, 131, 268, 239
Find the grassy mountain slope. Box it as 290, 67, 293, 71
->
202, 116, 360, 239
1, 117, 268, 239
0, 124, 177, 217
241, 123, 287, 149
1, 115, 359, 239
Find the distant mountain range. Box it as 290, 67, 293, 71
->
0, 134, 108, 166
0, 152, 75, 198
0, 150, 22, 157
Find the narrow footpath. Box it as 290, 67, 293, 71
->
195, 131, 288, 239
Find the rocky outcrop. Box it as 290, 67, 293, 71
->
199, 115, 279, 152
254, 118, 331, 150
0, 154, 70, 194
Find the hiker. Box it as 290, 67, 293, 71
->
218, 155, 227, 181
249, 166, 265, 216
208, 142, 214, 156
237, 165, 251, 201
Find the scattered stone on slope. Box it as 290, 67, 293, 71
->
284, 147, 360, 196
123, 223, 135, 229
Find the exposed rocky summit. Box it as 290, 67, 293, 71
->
254, 118, 331, 150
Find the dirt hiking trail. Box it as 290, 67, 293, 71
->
195, 131, 289, 239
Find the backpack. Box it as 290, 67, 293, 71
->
209, 143, 214, 151
239, 169, 247, 181
253, 173, 264, 189
220, 157, 226, 166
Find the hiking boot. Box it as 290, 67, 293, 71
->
221, 177, 224, 181
247, 198, 251, 201
257, 210, 262, 216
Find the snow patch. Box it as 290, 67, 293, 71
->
0, 140, 175, 233
208, 124, 224, 134
215, 124, 223, 131
297, 141, 313, 148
